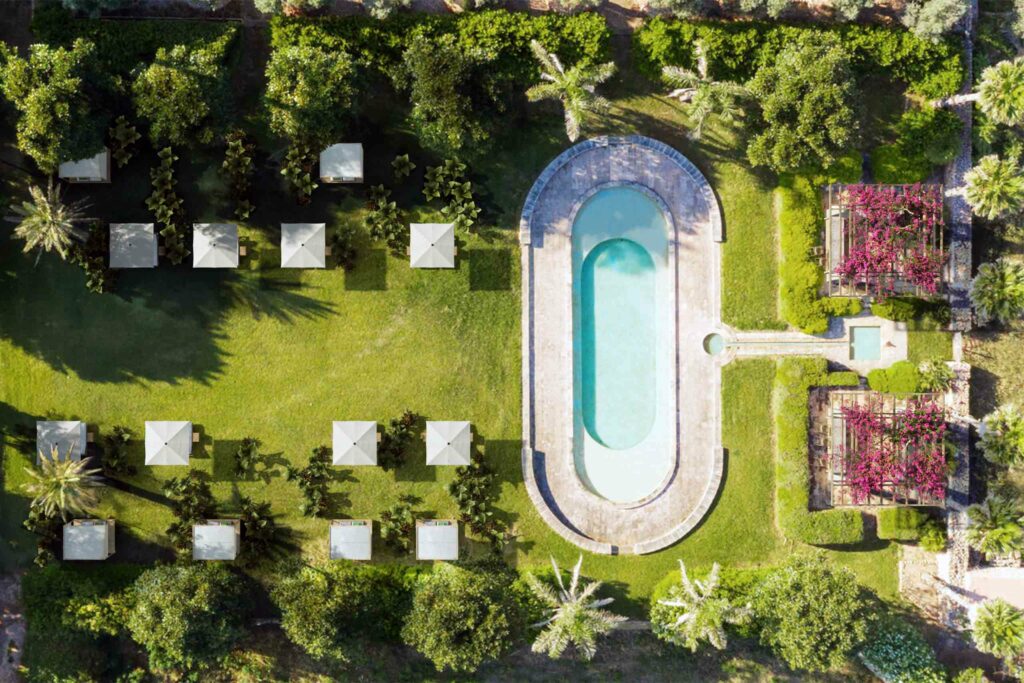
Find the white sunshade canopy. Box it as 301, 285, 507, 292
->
193, 521, 239, 561
58, 148, 110, 182
109, 223, 158, 268
281, 223, 326, 269
330, 520, 372, 560
416, 520, 459, 561
410, 223, 456, 269
332, 421, 377, 466
193, 223, 239, 268
319, 143, 363, 182
63, 520, 113, 561
425, 421, 471, 466
145, 421, 192, 466
36, 421, 86, 463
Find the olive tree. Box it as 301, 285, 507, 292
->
264, 45, 356, 147
902, 0, 968, 42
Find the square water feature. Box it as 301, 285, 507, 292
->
849, 326, 882, 361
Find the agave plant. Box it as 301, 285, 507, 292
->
974, 599, 1024, 666
651, 561, 752, 652
24, 445, 103, 522
525, 555, 627, 660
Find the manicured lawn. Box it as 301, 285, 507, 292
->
908, 329, 954, 364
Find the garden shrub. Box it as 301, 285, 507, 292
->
378, 410, 417, 470
448, 451, 507, 547
146, 147, 189, 265
919, 518, 947, 552
894, 106, 963, 166
826, 371, 861, 387
285, 445, 332, 517
867, 360, 922, 394
877, 506, 928, 541
871, 296, 950, 325
281, 143, 318, 204
70, 221, 117, 294
264, 44, 356, 147
162, 470, 216, 552
380, 499, 416, 552
871, 143, 933, 184
108, 116, 140, 168
234, 436, 261, 477
774, 358, 865, 545
102, 424, 134, 476
632, 18, 963, 99
859, 616, 945, 682
402, 563, 527, 673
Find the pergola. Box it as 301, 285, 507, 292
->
58, 148, 110, 183
825, 391, 947, 507
319, 143, 363, 183
823, 183, 946, 297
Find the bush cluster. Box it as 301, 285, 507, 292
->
380, 499, 416, 552
633, 18, 963, 99
146, 147, 189, 265
424, 159, 481, 231
162, 470, 216, 552
102, 424, 135, 476
775, 358, 865, 545
871, 295, 950, 325
365, 184, 406, 253
448, 451, 507, 547
859, 617, 945, 682
70, 221, 116, 294
378, 410, 417, 470
867, 360, 922, 394
221, 131, 255, 221
281, 143, 318, 204
877, 506, 929, 541
108, 116, 140, 168
285, 445, 332, 517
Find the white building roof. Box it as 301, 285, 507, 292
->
410, 223, 455, 269
58, 148, 110, 182
319, 143, 363, 182
425, 421, 471, 466
144, 421, 192, 466
330, 520, 372, 560
281, 223, 326, 269
332, 421, 377, 466
63, 520, 113, 561
109, 223, 158, 268
36, 421, 86, 463
193, 223, 239, 269
193, 521, 239, 561
416, 520, 459, 561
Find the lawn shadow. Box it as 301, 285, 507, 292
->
345, 248, 387, 291
467, 248, 513, 291
393, 456, 437, 483
968, 364, 999, 418
111, 525, 177, 564
230, 267, 336, 323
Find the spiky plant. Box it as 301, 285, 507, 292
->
980, 405, 1024, 467
651, 561, 752, 652
974, 599, 1024, 666
24, 445, 103, 521
12, 180, 88, 262
971, 259, 1024, 323
526, 41, 615, 143
662, 51, 748, 141
966, 496, 1024, 559
525, 555, 626, 660
965, 155, 1024, 221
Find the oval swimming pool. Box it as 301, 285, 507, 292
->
572, 186, 674, 504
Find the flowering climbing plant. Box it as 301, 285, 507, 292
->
834, 184, 946, 296
838, 398, 947, 505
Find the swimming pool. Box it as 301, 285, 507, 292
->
572, 186, 674, 504
850, 326, 881, 361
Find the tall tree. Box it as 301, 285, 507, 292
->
939, 59, 1024, 127
650, 561, 752, 652
971, 258, 1024, 323
746, 37, 859, 173
901, 0, 968, 42
662, 45, 747, 141
264, 45, 355, 147
0, 39, 106, 173
965, 155, 1024, 220
973, 599, 1024, 667
966, 496, 1024, 559
524, 555, 626, 660
12, 181, 88, 262
526, 41, 615, 143
24, 446, 103, 522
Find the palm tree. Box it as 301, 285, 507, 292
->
651, 561, 752, 652
661, 43, 748, 140
965, 155, 1024, 221
971, 258, 1024, 323
11, 180, 88, 262
525, 555, 627, 660
25, 445, 103, 521
974, 599, 1024, 666
937, 58, 1024, 127
965, 496, 1024, 559
526, 41, 615, 143
980, 404, 1024, 467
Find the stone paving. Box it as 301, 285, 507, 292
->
520, 136, 723, 554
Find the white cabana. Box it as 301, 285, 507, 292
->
36, 421, 87, 463
144, 421, 193, 466
319, 143, 363, 183
410, 223, 456, 269
193, 520, 240, 561
109, 223, 158, 269
329, 519, 372, 560
58, 148, 110, 183
332, 421, 377, 466
425, 421, 471, 466
193, 223, 239, 269
416, 520, 459, 561
63, 519, 115, 561
281, 223, 327, 269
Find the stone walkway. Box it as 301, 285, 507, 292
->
521, 136, 723, 554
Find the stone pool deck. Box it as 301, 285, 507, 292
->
520, 136, 724, 554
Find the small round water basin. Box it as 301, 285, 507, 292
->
703, 333, 726, 356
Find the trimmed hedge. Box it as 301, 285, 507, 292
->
826, 371, 861, 387
877, 507, 927, 541
633, 18, 963, 99
871, 143, 933, 184
871, 296, 951, 326
867, 360, 922, 394
774, 358, 865, 545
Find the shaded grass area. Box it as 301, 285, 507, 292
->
908, 329, 954, 364
965, 328, 1024, 419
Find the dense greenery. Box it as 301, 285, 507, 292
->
774, 359, 865, 545
979, 405, 1024, 468
971, 259, 1024, 323
264, 44, 356, 146
162, 470, 216, 553
867, 360, 923, 394
859, 616, 945, 682
876, 507, 929, 541
650, 561, 752, 652
872, 296, 951, 324
284, 445, 332, 517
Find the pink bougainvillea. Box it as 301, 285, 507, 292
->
834, 184, 946, 295
839, 398, 947, 504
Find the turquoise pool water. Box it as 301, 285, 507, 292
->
572, 186, 673, 504
850, 326, 881, 361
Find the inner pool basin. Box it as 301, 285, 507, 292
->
850, 326, 881, 361
572, 186, 674, 504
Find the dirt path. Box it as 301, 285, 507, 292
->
0, 574, 24, 683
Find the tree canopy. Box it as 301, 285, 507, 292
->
0, 39, 106, 173
264, 44, 356, 146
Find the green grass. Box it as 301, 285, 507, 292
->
907, 329, 954, 364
